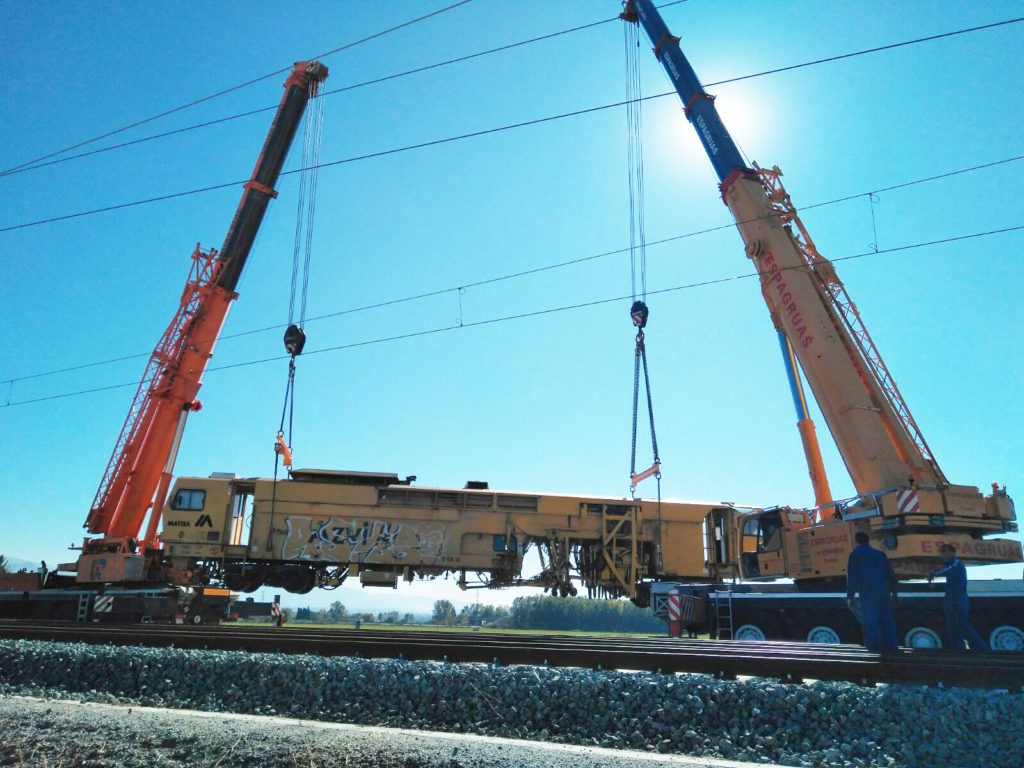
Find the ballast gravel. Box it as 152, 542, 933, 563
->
0, 695, 765, 768
0, 639, 1020, 768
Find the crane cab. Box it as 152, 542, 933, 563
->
703, 507, 817, 582
736, 508, 813, 580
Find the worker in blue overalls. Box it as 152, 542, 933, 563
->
932, 543, 989, 652
846, 531, 899, 653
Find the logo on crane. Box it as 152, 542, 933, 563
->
695, 115, 719, 157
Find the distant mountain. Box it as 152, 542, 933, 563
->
2, 556, 42, 573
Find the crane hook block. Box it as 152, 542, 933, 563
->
284, 324, 306, 356
630, 300, 649, 329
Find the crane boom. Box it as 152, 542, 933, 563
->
622, 0, 943, 498
81, 60, 328, 575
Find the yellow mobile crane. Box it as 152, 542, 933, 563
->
618, 0, 1019, 581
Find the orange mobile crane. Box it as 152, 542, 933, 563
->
0, 60, 328, 624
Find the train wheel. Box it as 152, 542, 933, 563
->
242, 569, 265, 593
733, 624, 766, 642
223, 571, 247, 591
282, 567, 316, 595
989, 625, 1024, 652
807, 626, 841, 644
904, 626, 942, 648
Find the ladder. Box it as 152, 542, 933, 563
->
714, 589, 734, 640
75, 593, 91, 623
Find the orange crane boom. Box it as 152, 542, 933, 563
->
78, 60, 328, 583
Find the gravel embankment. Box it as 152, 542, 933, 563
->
1, 639, 1020, 768
0, 695, 764, 768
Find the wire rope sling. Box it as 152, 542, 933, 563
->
271, 73, 326, 493
623, 11, 662, 504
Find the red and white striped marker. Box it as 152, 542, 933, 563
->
667, 588, 681, 638
897, 489, 920, 515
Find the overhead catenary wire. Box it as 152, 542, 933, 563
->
0, 0, 477, 177
0, 1, 692, 181
8, 20, 1024, 237
4, 152, 1022, 386
0, 16, 1018, 228
1, 12, 1017, 181
4, 223, 1021, 408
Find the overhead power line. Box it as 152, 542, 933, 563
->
1, 15, 1019, 180
0, 0, 476, 176
4, 224, 1022, 409
8, 20, 1024, 240
3, 152, 1021, 386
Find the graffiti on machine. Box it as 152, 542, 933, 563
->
281, 517, 446, 564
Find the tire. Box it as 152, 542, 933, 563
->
733, 624, 766, 642
807, 625, 841, 644
187, 612, 203, 626
989, 625, 1024, 652
904, 626, 942, 648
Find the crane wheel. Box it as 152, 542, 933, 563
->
989, 625, 1024, 652
733, 624, 767, 642
806, 626, 841, 644
904, 626, 942, 648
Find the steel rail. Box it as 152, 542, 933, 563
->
0, 621, 1020, 691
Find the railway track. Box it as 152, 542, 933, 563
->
1, 621, 1021, 690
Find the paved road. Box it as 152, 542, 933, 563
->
0, 695, 779, 768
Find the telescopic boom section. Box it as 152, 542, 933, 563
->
85, 60, 329, 547
622, 0, 944, 496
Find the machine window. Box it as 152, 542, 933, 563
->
758, 512, 783, 552
741, 518, 759, 554
171, 488, 206, 511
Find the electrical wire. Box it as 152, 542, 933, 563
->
4, 224, 1021, 408
4, 153, 1021, 386
0, 0, 476, 177
0, 14, 1018, 184
0, 2, 693, 181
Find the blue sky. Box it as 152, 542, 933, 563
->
2, 1, 1021, 611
